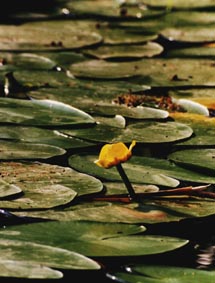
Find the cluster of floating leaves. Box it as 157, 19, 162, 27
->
1, 0, 215, 282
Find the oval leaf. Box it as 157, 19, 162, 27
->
0, 221, 188, 257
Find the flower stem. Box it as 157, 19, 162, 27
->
116, 163, 137, 201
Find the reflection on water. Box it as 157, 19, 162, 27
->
196, 244, 215, 269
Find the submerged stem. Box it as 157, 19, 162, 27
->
116, 163, 137, 201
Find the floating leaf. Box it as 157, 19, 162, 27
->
29, 79, 149, 108
85, 104, 169, 119
111, 264, 215, 283
14, 201, 180, 224
69, 58, 215, 87
161, 26, 215, 43
0, 140, 65, 160
0, 162, 103, 209
171, 112, 215, 147
168, 148, 215, 174
63, 121, 192, 144
0, 260, 62, 279
167, 45, 215, 58
69, 153, 215, 186
0, 239, 100, 270
68, 154, 179, 187
67, 0, 162, 19
0, 125, 94, 149
0, 179, 22, 198
0, 98, 95, 126
0, 52, 56, 70
144, 198, 215, 218
130, 156, 215, 184
83, 42, 163, 60
0, 20, 102, 51
0, 221, 188, 257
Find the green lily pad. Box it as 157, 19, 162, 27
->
130, 156, 215, 184
0, 260, 62, 279
68, 153, 215, 186
0, 69, 73, 89
162, 11, 215, 26
103, 182, 159, 195
0, 179, 22, 198
63, 121, 193, 143
0, 239, 100, 270
0, 221, 188, 257
0, 140, 65, 160
0, 20, 102, 51
91, 24, 157, 45
171, 114, 215, 147
85, 104, 169, 119
67, 0, 163, 19
13, 201, 181, 224
0, 125, 94, 149
68, 153, 179, 187
0, 161, 103, 209
167, 45, 215, 58
144, 198, 215, 218
168, 148, 215, 174
112, 264, 215, 283
29, 79, 150, 109
83, 42, 163, 60
70, 59, 140, 79
15, 194, 215, 223
0, 52, 56, 70
69, 58, 215, 87
161, 26, 215, 43
0, 98, 95, 126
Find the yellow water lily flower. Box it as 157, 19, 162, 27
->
94, 140, 136, 169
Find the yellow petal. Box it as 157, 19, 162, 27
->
94, 140, 136, 169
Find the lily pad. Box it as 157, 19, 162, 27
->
0, 179, 22, 198
144, 198, 215, 218
69, 58, 215, 87
67, 0, 163, 19
85, 104, 169, 119
83, 42, 163, 60
30, 79, 149, 105
171, 113, 215, 147
0, 20, 102, 51
62, 121, 193, 144
130, 156, 215, 184
93, 25, 157, 45
13, 201, 181, 224
0, 221, 188, 257
0, 161, 103, 209
68, 153, 179, 187
0, 140, 65, 160
68, 153, 215, 186
161, 26, 215, 43
168, 148, 215, 174
0, 260, 62, 279
0, 239, 100, 270
0, 125, 94, 149
167, 45, 215, 58
0, 52, 56, 70
111, 264, 215, 283
0, 98, 95, 126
